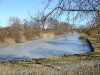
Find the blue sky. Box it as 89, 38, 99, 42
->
0, 0, 54, 27
0, 0, 92, 27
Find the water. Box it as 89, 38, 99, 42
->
0, 33, 92, 61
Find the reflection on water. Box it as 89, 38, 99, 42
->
0, 33, 92, 61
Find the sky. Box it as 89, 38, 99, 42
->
0, 0, 54, 27
0, 0, 92, 27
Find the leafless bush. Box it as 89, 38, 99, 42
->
23, 25, 40, 40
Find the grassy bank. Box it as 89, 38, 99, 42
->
0, 35, 100, 75
0, 26, 55, 46
0, 57, 100, 75
0, 26, 69, 46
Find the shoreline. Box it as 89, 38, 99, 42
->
0, 32, 55, 46
0, 33, 99, 63
0, 34, 100, 75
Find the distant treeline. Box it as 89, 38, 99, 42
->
0, 17, 73, 46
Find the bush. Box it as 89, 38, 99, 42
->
0, 26, 22, 43
23, 25, 40, 40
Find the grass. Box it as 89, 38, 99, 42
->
0, 24, 68, 46
0, 35, 100, 75
0, 55, 100, 75
79, 33, 87, 39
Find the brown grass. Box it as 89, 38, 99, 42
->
0, 55, 100, 75
40, 32, 54, 38
79, 33, 87, 39
0, 26, 55, 46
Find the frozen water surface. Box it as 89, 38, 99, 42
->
0, 33, 91, 61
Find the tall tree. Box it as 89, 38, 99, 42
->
42, 0, 100, 41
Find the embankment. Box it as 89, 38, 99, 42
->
0, 32, 55, 46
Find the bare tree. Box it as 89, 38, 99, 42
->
47, 18, 59, 29
41, 0, 100, 41
8, 17, 21, 25
7, 17, 22, 42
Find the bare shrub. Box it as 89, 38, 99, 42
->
11, 26, 22, 43
23, 25, 40, 40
